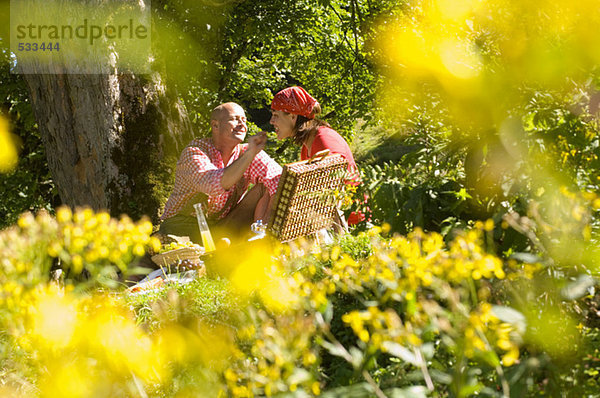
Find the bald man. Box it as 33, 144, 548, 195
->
159, 102, 282, 243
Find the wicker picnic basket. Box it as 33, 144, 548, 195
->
269, 150, 348, 242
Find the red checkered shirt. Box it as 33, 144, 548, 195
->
161, 138, 282, 220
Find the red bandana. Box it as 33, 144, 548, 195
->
271, 86, 318, 119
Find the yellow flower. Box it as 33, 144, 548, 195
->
407, 333, 422, 346
98, 246, 110, 259
39, 360, 93, 397
56, 207, 73, 223
497, 338, 513, 351
31, 290, 78, 348
72, 255, 83, 274
502, 347, 520, 366
484, 219, 494, 231
331, 245, 341, 261
138, 220, 153, 235
224, 368, 238, 382
382, 223, 391, 234
132, 243, 145, 257
472, 336, 486, 351
260, 276, 299, 313
47, 242, 62, 257
368, 225, 382, 236
311, 381, 321, 395
17, 213, 34, 229
0, 116, 18, 173
303, 351, 317, 366
358, 329, 370, 342
96, 211, 111, 224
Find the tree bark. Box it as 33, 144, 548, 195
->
22, 71, 193, 222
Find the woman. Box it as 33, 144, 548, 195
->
270, 86, 365, 226
270, 86, 359, 181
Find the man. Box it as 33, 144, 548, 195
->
159, 102, 282, 243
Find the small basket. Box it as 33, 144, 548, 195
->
151, 247, 204, 267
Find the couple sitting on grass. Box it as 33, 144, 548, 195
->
158, 86, 359, 244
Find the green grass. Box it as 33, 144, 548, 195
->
350, 120, 413, 165
125, 276, 239, 331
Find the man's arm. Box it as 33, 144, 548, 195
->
220, 131, 268, 190
250, 139, 283, 222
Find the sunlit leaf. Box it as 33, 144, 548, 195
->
492, 305, 527, 334
561, 274, 596, 300
382, 341, 420, 366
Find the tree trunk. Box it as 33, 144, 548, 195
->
22, 71, 193, 222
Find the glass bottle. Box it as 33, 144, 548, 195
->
193, 203, 216, 252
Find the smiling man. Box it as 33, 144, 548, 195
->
159, 102, 282, 243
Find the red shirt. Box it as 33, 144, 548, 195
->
301, 126, 360, 183
161, 138, 282, 220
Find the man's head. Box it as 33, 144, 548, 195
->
210, 102, 247, 148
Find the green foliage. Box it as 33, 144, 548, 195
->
152, 0, 393, 137
350, 105, 470, 234
217, 0, 381, 135
523, 86, 600, 192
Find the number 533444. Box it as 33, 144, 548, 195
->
17, 42, 60, 51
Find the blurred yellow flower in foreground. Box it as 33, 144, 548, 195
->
377, 0, 600, 129
0, 116, 19, 173
39, 360, 95, 398
228, 240, 300, 313
91, 308, 162, 383
22, 289, 171, 397
30, 288, 78, 348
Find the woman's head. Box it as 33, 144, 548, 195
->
270, 86, 328, 144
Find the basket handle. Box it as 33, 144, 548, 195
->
308, 149, 330, 164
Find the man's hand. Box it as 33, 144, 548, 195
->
247, 131, 268, 154
221, 131, 268, 190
